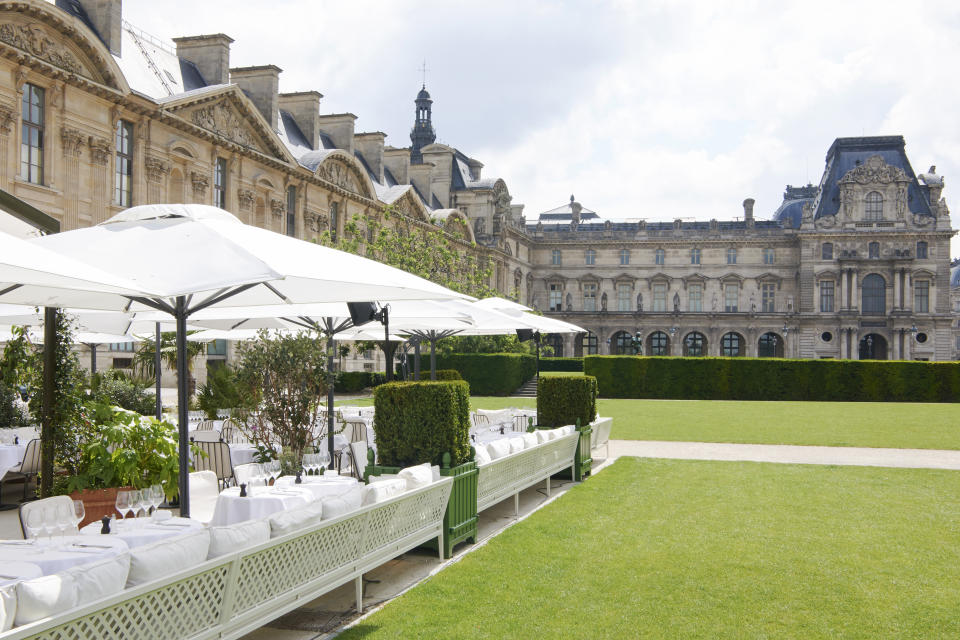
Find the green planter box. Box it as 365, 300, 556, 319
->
534, 420, 592, 482
366, 450, 477, 559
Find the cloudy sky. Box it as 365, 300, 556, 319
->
125, 0, 959, 257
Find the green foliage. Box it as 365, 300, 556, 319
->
235, 331, 327, 459
536, 375, 598, 428
434, 369, 462, 381
373, 381, 471, 467
62, 404, 193, 500
133, 331, 205, 380
437, 334, 535, 356
583, 356, 960, 402
0, 384, 28, 429
334, 371, 387, 392
197, 364, 243, 419
91, 369, 156, 416
436, 353, 536, 395
539, 357, 583, 372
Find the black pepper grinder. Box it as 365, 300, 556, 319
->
100, 516, 111, 534
239, 483, 247, 497
13, 435, 18, 445
295, 470, 302, 484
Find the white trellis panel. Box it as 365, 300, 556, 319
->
2, 478, 453, 640
476, 433, 579, 513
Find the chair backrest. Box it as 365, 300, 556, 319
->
19, 495, 76, 538
18, 438, 41, 474
349, 441, 368, 480
233, 463, 259, 487
219, 420, 248, 445
189, 430, 221, 442
345, 420, 366, 444
194, 419, 216, 431
191, 441, 234, 486
188, 470, 219, 524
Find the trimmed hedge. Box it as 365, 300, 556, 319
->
537, 375, 599, 428
583, 356, 960, 403
435, 369, 463, 381
334, 371, 386, 393
372, 380, 471, 467
539, 357, 584, 372
435, 353, 536, 395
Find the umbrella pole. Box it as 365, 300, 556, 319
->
430, 332, 437, 381
154, 323, 162, 420
89, 343, 97, 376
413, 340, 421, 381
39, 307, 57, 498
326, 323, 336, 471
175, 297, 191, 518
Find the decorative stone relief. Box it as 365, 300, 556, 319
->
839, 155, 909, 185
144, 156, 170, 183
0, 104, 13, 134
304, 211, 328, 232
190, 101, 257, 149
60, 127, 83, 157
87, 135, 110, 165
270, 198, 285, 217
316, 159, 361, 194
237, 188, 255, 211
190, 171, 209, 197
0, 23, 84, 76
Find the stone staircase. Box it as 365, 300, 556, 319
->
512, 377, 539, 398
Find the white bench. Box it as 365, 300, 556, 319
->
0, 477, 453, 640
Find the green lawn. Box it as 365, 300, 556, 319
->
340, 458, 960, 639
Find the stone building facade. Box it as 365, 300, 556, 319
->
0, 0, 954, 371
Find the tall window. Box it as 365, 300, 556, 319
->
545, 333, 564, 357
820, 281, 834, 312
758, 332, 782, 358
726, 248, 737, 264
724, 283, 738, 312
619, 249, 630, 265
614, 332, 637, 355
864, 191, 883, 220
551, 249, 562, 266
822, 242, 833, 260
654, 248, 665, 265
868, 241, 880, 259
285, 185, 296, 238
690, 248, 701, 265
114, 120, 133, 206
721, 332, 744, 357
20, 83, 44, 184
683, 332, 706, 357
862, 273, 886, 314
583, 283, 597, 311
617, 284, 631, 312
914, 280, 929, 313
761, 283, 776, 312
329, 201, 339, 242
108, 342, 135, 352
581, 332, 598, 355
213, 157, 227, 209
549, 284, 562, 311
763, 248, 775, 264
585, 249, 596, 265
652, 283, 667, 312
647, 331, 668, 356
688, 283, 703, 312
916, 241, 928, 259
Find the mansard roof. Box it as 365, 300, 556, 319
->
773, 184, 817, 229
114, 23, 205, 99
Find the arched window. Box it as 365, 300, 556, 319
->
654, 248, 665, 265
544, 333, 564, 357
720, 332, 744, 357
862, 273, 886, 314
647, 331, 669, 356
822, 242, 833, 260
581, 332, 598, 355
864, 191, 883, 220
612, 331, 638, 355
683, 332, 706, 357
758, 332, 783, 357
726, 248, 737, 264
868, 242, 880, 259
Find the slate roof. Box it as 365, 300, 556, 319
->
951, 260, 960, 288
773, 184, 817, 229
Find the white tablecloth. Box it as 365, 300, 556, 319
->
0, 536, 128, 575
0, 443, 25, 481
209, 485, 314, 527
229, 444, 258, 467
79, 516, 203, 549
0, 561, 42, 587
274, 475, 358, 501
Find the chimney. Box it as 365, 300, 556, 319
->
173, 34, 233, 86
316, 113, 357, 153
278, 91, 322, 149
409, 162, 434, 205
77, 0, 122, 55
742, 198, 755, 222
421, 146, 453, 207
466, 158, 483, 181
383, 146, 410, 184
230, 65, 282, 130
354, 132, 386, 183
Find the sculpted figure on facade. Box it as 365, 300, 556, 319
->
270, 198, 285, 217
0, 22, 84, 76
190, 102, 256, 149
896, 184, 907, 218
565, 292, 572, 311
636, 292, 643, 312
601, 292, 607, 312
673, 292, 680, 312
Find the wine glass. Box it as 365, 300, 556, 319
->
150, 484, 163, 515
115, 490, 131, 522
25, 510, 43, 540
71, 500, 85, 531
56, 503, 73, 538
42, 506, 58, 540
270, 461, 281, 483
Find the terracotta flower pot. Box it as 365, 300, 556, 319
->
69, 486, 134, 528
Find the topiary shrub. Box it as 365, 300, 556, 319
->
335, 371, 370, 393
537, 375, 598, 428
434, 369, 462, 381
539, 357, 584, 372
373, 380, 471, 467
435, 353, 535, 395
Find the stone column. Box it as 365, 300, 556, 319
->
892, 269, 900, 311
88, 135, 111, 224
60, 127, 83, 230
903, 332, 911, 361
145, 155, 170, 205
0, 104, 12, 189
837, 269, 845, 310
850, 270, 859, 312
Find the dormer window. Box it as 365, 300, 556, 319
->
864, 191, 883, 221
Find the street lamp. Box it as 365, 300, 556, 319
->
910, 324, 919, 342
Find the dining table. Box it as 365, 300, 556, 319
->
0, 535, 128, 575
79, 516, 203, 549
0, 561, 42, 588
273, 475, 359, 501
209, 485, 315, 527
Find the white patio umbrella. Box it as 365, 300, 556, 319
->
20, 204, 469, 515
473, 297, 533, 313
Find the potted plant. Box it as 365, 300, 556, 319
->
62, 403, 195, 526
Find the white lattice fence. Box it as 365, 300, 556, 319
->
476, 434, 579, 513
4, 479, 453, 640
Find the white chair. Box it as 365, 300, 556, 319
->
232, 463, 260, 487
189, 430, 221, 442
188, 470, 219, 525
348, 441, 368, 480
19, 495, 76, 539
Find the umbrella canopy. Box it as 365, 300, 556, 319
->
331, 327, 410, 342
473, 297, 533, 313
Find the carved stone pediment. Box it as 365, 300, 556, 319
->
184, 100, 264, 153
316, 157, 371, 198
304, 211, 328, 233
0, 22, 84, 76
839, 155, 909, 186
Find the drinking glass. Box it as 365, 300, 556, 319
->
115, 491, 132, 521
56, 503, 73, 538
150, 485, 164, 515
270, 461, 281, 482
42, 506, 58, 540
72, 500, 85, 530
26, 510, 43, 540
